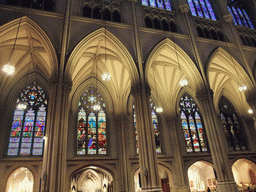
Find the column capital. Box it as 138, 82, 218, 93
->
49, 76, 60, 87
166, 116, 179, 125
114, 113, 129, 124
223, 13, 233, 23
196, 89, 213, 101
246, 90, 256, 105
131, 82, 151, 97
179, 3, 190, 13
62, 78, 72, 92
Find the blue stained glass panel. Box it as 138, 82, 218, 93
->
32, 149, 43, 155
98, 109, 106, 154
205, 0, 216, 20
242, 9, 254, 29
188, 0, 197, 16
194, 0, 204, 17
164, 0, 172, 11
200, 0, 210, 19
142, 0, 149, 6
237, 8, 248, 27
228, 6, 238, 25
149, 0, 157, 7
7, 148, 18, 156
157, 0, 165, 9
232, 7, 243, 26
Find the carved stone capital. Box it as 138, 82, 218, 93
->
62, 78, 72, 93
196, 89, 213, 101
246, 91, 256, 105
166, 116, 179, 126
49, 76, 59, 87
223, 13, 233, 23
179, 3, 190, 13
131, 82, 151, 97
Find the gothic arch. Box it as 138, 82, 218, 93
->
66, 28, 139, 114
207, 47, 253, 115
0, 16, 58, 99
145, 38, 205, 116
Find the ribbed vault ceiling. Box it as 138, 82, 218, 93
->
0, 17, 56, 95
208, 50, 250, 115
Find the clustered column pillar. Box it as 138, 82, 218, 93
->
115, 114, 130, 192
196, 90, 238, 192
131, 82, 162, 192
41, 77, 72, 192
166, 116, 190, 192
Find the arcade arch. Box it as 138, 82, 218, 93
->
187, 161, 216, 192
6, 167, 34, 192
0, 16, 57, 99
145, 38, 205, 116
207, 47, 253, 116
232, 158, 256, 191
70, 166, 114, 192
134, 164, 173, 192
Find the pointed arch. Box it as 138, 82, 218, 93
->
0, 16, 58, 98
67, 28, 139, 114
145, 38, 205, 116
207, 47, 253, 115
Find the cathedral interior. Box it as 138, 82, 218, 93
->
0, 0, 256, 192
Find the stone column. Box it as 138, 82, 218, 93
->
115, 114, 130, 192
196, 90, 238, 192
41, 77, 72, 192
246, 90, 256, 122
166, 116, 190, 192
131, 82, 162, 192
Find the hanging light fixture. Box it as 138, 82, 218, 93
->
171, 31, 188, 87
17, 52, 33, 110
248, 108, 253, 114
101, 4, 111, 82
238, 84, 247, 92
2, 17, 23, 75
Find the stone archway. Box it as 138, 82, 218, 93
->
134, 165, 173, 192
232, 158, 256, 191
6, 167, 34, 192
70, 166, 113, 192
188, 161, 216, 192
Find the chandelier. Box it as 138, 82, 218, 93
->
2, 17, 23, 75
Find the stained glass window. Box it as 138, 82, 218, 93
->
141, 0, 172, 11
7, 82, 47, 156
228, 0, 254, 29
77, 87, 107, 155
133, 100, 161, 154
219, 96, 247, 151
179, 94, 208, 152
187, 0, 216, 20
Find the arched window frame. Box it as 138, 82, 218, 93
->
77, 87, 107, 155
7, 82, 48, 156
219, 96, 247, 151
141, 0, 172, 11
5, 0, 55, 12
179, 94, 208, 153
187, 0, 217, 20
133, 99, 162, 154
228, 0, 254, 29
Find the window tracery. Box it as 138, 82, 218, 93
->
7, 82, 47, 156
179, 94, 208, 153
141, 0, 172, 11
77, 87, 107, 155
133, 100, 161, 154
219, 96, 247, 151
187, 0, 216, 20
82, 0, 121, 23
228, 0, 254, 29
